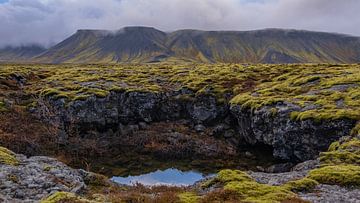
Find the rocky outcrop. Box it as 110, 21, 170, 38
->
230, 102, 356, 161
0, 153, 86, 202
48, 89, 229, 134
40, 90, 357, 162
248, 159, 360, 203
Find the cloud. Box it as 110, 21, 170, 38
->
0, 0, 359, 47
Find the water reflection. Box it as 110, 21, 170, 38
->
111, 168, 212, 186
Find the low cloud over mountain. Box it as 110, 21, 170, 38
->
1, 0, 360, 47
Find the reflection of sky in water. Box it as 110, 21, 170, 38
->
111, 168, 209, 186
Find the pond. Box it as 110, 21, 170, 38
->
85, 148, 277, 187
111, 168, 213, 186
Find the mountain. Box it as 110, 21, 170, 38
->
166, 29, 360, 63
6, 27, 360, 63
0, 45, 46, 62
36, 27, 169, 63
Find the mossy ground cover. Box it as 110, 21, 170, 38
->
230, 64, 360, 122
41, 191, 91, 203
1, 63, 358, 122
306, 136, 360, 187
0, 63, 280, 102
202, 169, 297, 203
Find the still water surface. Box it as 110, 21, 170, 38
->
111, 168, 212, 186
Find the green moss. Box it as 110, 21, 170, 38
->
43, 165, 53, 172
328, 141, 340, 151
339, 138, 360, 150
225, 181, 295, 203
41, 192, 78, 203
270, 108, 278, 117
216, 169, 253, 183
292, 76, 320, 86
80, 88, 109, 98
0, 147, 19, 166
0, 101, 7, 112
72, 95, 90, 101
319, 137, 360, 166
213, 170, 296, 203
7, 174, 19, 183
320, 151, 360, 166
308, 164, 360, 186
230, 64, 360, 123
178, 192, 200, 203
351, 123, 360, 136
282, 178, 319, 192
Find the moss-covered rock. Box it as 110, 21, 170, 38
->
283, 178, 319, 192
209, 170, 297, 203
178, 192, 200, 203
0, 147, 19, 166
319, 137, 360, 166
40, 192, 80, 203
308, 164, 360, 187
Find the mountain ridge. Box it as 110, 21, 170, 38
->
2, 27, 360, 63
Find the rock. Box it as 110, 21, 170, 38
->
194, 124, 206, 132
299, 184, 360, 203
245, 151, 255, 159
255, 166, 265, 172
38, 88, 357, 163
230, 102, 356, 161
138, 122, 147, 130
211, 124, 227, 137
224, 130, 235, 138
265, 163, 294, 173
291, 159, 319, 172
249, 170, 308, 186
0, 151, 88, 202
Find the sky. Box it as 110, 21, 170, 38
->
0, 0, 360, 47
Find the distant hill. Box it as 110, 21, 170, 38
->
0, 45, 46, 62
3, 27, 360, 63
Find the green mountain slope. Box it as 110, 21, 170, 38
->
0, 45, 46, 62
36, 27, 170, 63
167, 29, 360, 63
6, 27, 360, 63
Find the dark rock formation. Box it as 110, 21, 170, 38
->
39, 90, 357, 162
230, 102, 356, 161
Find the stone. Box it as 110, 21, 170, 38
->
224, 130, 235, 138
230, 102, 356, 161
194, 124, 206, 132
0, 151, 90, 202
265, 163, 294, 173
